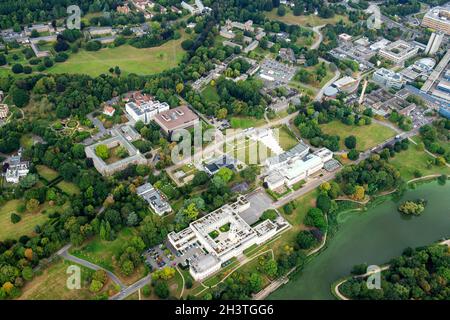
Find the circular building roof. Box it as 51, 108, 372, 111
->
324, 86, 338, 97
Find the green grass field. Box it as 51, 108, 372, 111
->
47, 40, 185, 77
230, 117, 266, 129
389, 143, 450, 181
36, 165, 60, 181
0, 200, 49, 241
320, 121, 396, 151
201, 84, 220, 103
56, 180, 81, 196
19, 259, 118, 300
70, 228, 142, 284
266, 9, 349, 27
277, 125, 299, 151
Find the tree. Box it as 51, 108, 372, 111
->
304, 208, 326, 231
261, 209, 277, 221
92, 270, 107, 284
192, 171, 209, 186
344, 135, 357, 149
10, 213, 21, 224
22, 266, 33, 281
277, 5, 286, 16
10, 86, 30, 107
154, 280, 169, 299
60, 162, 78, 181
95, 144, 110, 160
0, 54, 6, 66
263, 260, 278, 278
348, 149, 360, 161
216, 167, 233, 183
296, 230, 318, 249
248, 273, 263, 293
120, 260, 134, 276
26, 199, 40, 212
89, 279, 104, 293
283, 202, 294, 215
142, 284, 152, 297
11, 64, 23, 74
352, 185, 365, 201
316, 194, 332, 213
24, 248, 33, 261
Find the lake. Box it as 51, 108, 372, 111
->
269, 181, 450, 299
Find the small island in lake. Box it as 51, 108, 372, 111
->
398, 199, 427, 216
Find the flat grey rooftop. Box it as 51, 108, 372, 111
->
238, 190, 273, 225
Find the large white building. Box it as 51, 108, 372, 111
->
424, 32, 444, 55
168, 196, 289, 280
264, 147, 333, 190
422, 6, 450, 35
124, 92, 170, 124
379, 40, 419, 65
373, 68, 404, 89
4, 149, 29, 184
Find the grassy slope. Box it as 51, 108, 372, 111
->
19, 259, 117, 300
389, 144, 450, 181
0, 200, 48, 241
47, 39, 185, 77
320, 121, 396, 151
265, 9, 349, 27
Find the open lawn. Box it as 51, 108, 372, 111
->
319, 121, 396, 151
266, 9, 349, 27
20, 134, 34, 149
70, 228, 143, 285
36, 165, 60, 181
201, 84, 220, 103
0, 200, 49, 241
56, 180, 81, 196
389, 143, 450, 181
47, 40, 185, 77
19, 259, 119, 300
277, 125, 299, 150
224, 138, 273, 165
230, 117, 266, 129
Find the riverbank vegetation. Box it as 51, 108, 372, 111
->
339, 243, 450, 300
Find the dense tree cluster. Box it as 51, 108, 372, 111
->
341, 244, 450, 300
336, 154, 401, 196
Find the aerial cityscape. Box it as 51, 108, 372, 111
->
0, 0, 449, 305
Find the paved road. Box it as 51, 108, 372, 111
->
58, 245, 126, 290
110, 274, 152, 300
310, 25, 324, 50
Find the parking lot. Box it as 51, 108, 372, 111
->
143, 240, 206, 271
